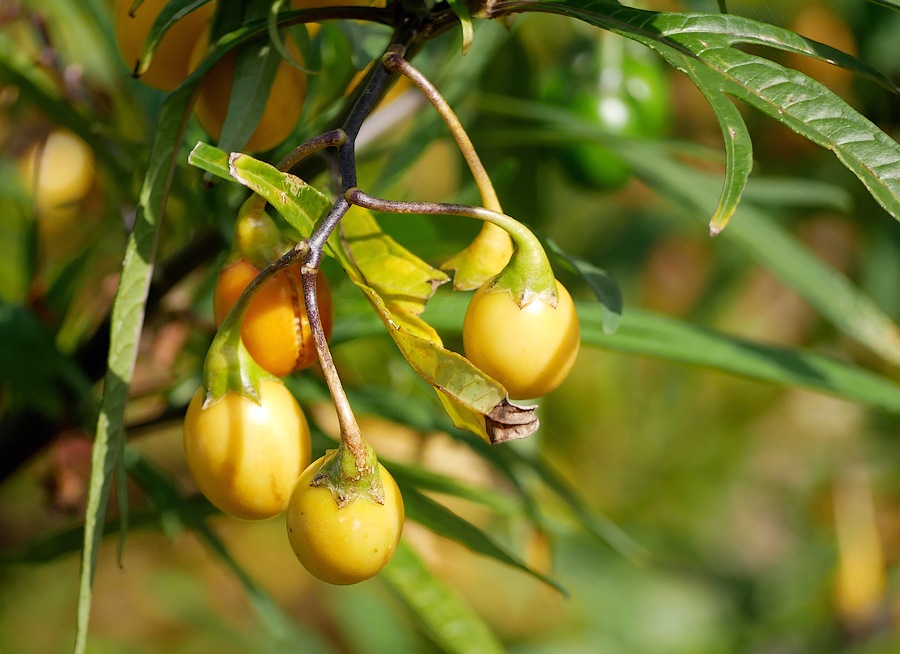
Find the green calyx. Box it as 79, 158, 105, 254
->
483, 213, 558, 308
311, 443, 386, 510
201, 315, 275, 409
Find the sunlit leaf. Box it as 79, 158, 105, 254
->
339, 205, 449, 340
75, 81, 197, 654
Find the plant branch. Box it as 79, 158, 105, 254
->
382, 50, 501, 212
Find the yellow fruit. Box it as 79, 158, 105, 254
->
463, 280, 581, 400
114, 0, 214, 91
286, 456, 404, 584
19, 129, 95, 220
183, 380, 312, 520
190, 34, 306, 152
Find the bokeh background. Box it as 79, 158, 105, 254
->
2, 0, 900, 652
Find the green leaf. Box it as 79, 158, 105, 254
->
0, 303, 91, 417
189, 143, 337, 251
216, 39, 283, 153
124, 449, 324, 647
741, 177, 853, 212
677, 57, 752, 234
419, 293, 900, 413
865, 0, 900, 11
387, 460, 523, 517
502, 1, 900, 222
543, 237, 622, 334
446, 0, 474, 54
339, 205, 450, 341
74, 79, 198, 654
619, 140, 900, 369
503, 448, 649, 564
381, 540, 506, 654
585, 307, 900, 413
1, 497, 213, 566
400, 485, 566, 593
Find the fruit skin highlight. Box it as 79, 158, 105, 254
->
286, 456, 405, 585
183, 380, 311, 520
463, 279, 580, 400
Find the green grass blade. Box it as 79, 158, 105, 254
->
621, 143, 900, 368
400, 485, 566, 594
381, 540, 505, 654
583, 306, 900, 413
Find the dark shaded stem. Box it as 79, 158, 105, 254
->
275, 129, 347, 173
300, 263, 367, 472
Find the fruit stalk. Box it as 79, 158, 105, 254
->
382, 50, 501, 212
345, 187, 558, 306
299, 261, 369, 475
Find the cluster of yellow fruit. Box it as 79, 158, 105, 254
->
183, 202, 403, 585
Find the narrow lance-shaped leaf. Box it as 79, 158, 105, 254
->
543, 237, 622, 334
73, 25, 281, 650
865, 0, 900, 10
216, 38, 282, 153
419, 292, 900, 414
446, 0, 475, 54
124, 448, 328, 648
75, 82, 197, 654
677, 55, 753, 234
381, 540, 506, 654
400, 485, 566, 593
582, 305, 900, 413
616, 138, 900, 368
135, 0, 213, 77
703, 46, 900, 221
